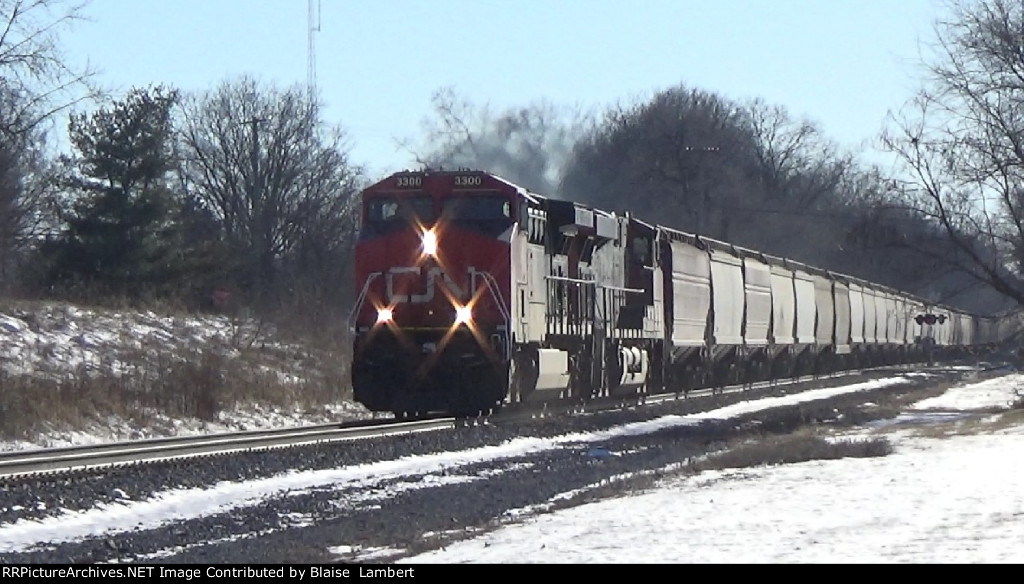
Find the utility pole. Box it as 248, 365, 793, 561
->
243, 116, 271, 299
308, 0, 320, 105
243, 117, 264, 187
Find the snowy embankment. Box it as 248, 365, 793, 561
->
0, 301, 371, 451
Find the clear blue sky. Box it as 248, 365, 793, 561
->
63, 0, 946, 180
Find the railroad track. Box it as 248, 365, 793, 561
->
0, 417, 455, 478
0, 361, 1003, 479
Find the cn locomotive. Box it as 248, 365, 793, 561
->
349, 169, 1018, 417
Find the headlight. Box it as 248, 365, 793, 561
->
422, 230, 438, 257
454, 305, 472, 325
377, 307, 393, 323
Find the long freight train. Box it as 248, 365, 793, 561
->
349, 169, 1019, 417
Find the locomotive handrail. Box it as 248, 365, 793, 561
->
545, 275, 644, 295
347, 272, 382, 333
472, 269, 512, 325
599, 284, 645, 294
546, 274, 596, 285
471, 268, 512, 360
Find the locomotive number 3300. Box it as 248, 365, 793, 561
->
454, 175, 482, 187
395, 176, 422, 188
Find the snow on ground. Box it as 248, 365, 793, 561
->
0, 301, 374, 451
401, 373, 1024, 564
402, 430, 1024, 563
0, 303, 242, 378
1, 372, 1021, 562
914, 373, 1024, 410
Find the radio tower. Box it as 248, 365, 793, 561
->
307, 0, 320, 104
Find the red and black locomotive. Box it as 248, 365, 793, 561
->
350, 170, 517, 416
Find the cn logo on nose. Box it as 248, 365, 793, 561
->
386, 266, 468, 303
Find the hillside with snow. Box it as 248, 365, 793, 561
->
0, 300, 372, 451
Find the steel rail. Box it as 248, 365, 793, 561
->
0, 417, 455, 478
480, 362, 984, 425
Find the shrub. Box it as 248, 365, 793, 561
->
694, 433, 893, 472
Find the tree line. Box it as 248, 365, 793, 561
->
412, 1, 1024, 317
2, 0, 1022, 324
413, 83, 1011, 315
2, 78, 364, 319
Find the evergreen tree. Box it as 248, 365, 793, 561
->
44, 86, 187, 301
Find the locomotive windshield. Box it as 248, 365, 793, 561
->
362, 195, 436, 237
442, 195, 514, 237
367, 196, 435, 223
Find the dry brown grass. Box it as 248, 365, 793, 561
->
984, 408, 1024, 432
0, 305, 354, 440
692, 431, 893, 472
890, 407, 1024, 439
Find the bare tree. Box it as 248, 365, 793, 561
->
1, 0, 95, 291
742, 99, 861, 258
178, 77, 364, 305
747, 99, 851, 208
560, 85, 954, 301
0, 0, 96, 137
562, 86, 759, 241
0, 134, 21, 283
882, 0, 1024, 307
0, 116, 53, 287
